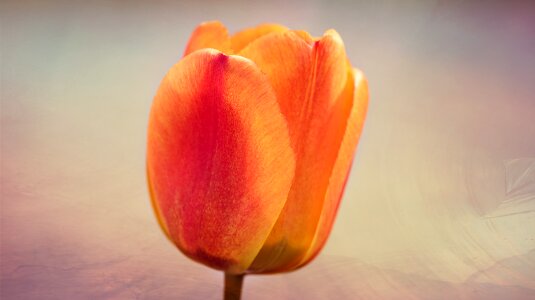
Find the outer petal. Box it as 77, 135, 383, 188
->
240, 30, 351, 272
239, 29, 347, 151
147, 49, 295, 273
239, 31, 312, 151
183, 21, 232, 56
231, 23, 288, 53
298, 68, 369, 267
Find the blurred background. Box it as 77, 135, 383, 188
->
1, 0, 534, 299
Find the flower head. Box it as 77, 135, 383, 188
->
147, 21, 368, 275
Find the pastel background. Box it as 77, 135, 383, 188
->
1, 0, 534, 299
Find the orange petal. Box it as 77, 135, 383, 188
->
183, 21, 232, 56
239, 29, 348, 152
231, 23, 288, 53
241, 30, 352, 272
291, 29, 315, 44
239, 31, 312, 151
147, 49, 295, 273
299, 68, 369, 267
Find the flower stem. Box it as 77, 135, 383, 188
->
224, 273, 245, 300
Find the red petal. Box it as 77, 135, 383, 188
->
147, 49, 295, 273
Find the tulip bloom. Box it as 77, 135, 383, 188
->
147, 21, 368, 299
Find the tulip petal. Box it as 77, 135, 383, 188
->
183, 21, 232, 56
231, 23, 288, 53
147, 49, 295, 273
239, 31, 312, 151
299, 68, 369, 267
240, 30, 352, 272
291, 29, 315, 44
239, 29, 348, 152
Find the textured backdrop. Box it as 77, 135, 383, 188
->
1, 0, 534, 299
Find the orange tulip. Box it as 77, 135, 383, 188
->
147, 21, 368, 299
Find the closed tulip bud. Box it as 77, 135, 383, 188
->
147, 21, 368, 299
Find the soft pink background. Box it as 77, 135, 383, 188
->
2, 0, 534, 299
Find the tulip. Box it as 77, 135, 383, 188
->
147, 21, 368, 299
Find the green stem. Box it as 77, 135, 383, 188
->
224, 273, 245, 300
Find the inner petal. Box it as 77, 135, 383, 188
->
239, 30, 352, 272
